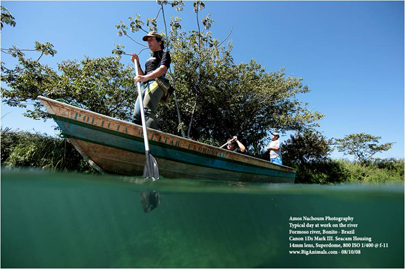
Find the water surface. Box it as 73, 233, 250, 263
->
2, 168, 404, 268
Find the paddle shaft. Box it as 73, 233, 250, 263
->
134, 59, 150, 152
220, 138, 234, 148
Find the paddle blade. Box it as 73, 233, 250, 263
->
140, 190, 161, 213
143, 153, 159, 181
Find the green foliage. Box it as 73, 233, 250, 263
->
1, 41, 56, 61
34, 41, 57, 60
281, 130, 401, 184
335, 133, 394, 164
1, 6, 134, 119
1, 128, 96, 173
337, 159, 404, 183
294, 160, 350, 184
280, 130, 347, 184
1, 6, 16, 29
282, 129, 333, 165
1, 56, 137, 121
292, 159, 403, 184
112, 1, 324, 152
372, 158, 404, 173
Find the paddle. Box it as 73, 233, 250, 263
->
133, 58, 159, 180
220, 138, 235, 148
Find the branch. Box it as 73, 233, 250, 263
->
160, 4, 169, 46
155, 6, 163, 20
1, 48, 35, 54
124, 33, 147, 47
158, 2, 185, 137
218, 26, 233, 47
187, 98, 198, 138
196, 7, 202, 50
37, 51, 44, 61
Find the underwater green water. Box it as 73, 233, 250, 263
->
1, 168, 404, 268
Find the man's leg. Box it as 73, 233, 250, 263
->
143, 81, 164, 129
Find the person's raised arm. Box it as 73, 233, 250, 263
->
131, 53, 144, 76
233, 136, 246, 153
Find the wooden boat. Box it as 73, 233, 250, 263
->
39, 97, 295, 183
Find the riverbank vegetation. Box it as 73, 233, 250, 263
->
281, 130, 402, 183
288, 159, 403, 184
1, 128, 403, 184
1, 128, 95, 173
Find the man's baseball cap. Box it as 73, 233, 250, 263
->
143, 31, 162, 41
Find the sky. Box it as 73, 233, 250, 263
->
1, 1, 404, 160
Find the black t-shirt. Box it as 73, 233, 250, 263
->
144, 51, 171, 75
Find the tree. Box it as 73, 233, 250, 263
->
2, 1, 324, 156
335, 133, 394, 164
2, 56, 137, 121
281, 130, 349, 184
1, 6, 16, 29
2, 5, 136, 122
1, 5, 56, 61
282, 129, 333, 166
114, 1, 324, 154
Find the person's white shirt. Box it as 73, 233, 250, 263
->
269, 139, 281, 159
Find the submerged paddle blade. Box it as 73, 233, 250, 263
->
143, 152, 159, 181
140, 190, 161, 213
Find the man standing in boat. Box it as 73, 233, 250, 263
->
131, 31, 171, 129
267, 132, 283, 165
226, 136, 246, 153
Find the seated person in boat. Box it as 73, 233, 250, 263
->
131, 31, 171, 129
226, 136, 246, 153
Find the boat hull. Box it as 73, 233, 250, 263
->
39, 97, 295, 183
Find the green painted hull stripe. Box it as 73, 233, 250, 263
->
52, 115, 295, 178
